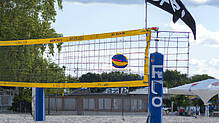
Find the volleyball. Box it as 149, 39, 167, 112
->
112, 54, 128, 68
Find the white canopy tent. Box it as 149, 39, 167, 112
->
169, 79, 219, 117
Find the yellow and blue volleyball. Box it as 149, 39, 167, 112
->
112, 54, 128, 68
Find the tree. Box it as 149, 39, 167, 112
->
10, 88, 32, 112
79, 73, 102, 82
79, 72, 142, 93
0, 0, 64, 112
0, 0, 62, 39
163, 70, 189, 88
79, 71, 142, 83
190, 74, 215, 83
0, 0, 64, 83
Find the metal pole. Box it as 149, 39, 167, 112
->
145, 3, 149, 120
155, 32, 159, 53
218, 94, 219, 111
145, 29, 151, 123
171, 101, 174, 113
122, 95, 125, 121
205, 104, 209, 117
48, 94, 50, 115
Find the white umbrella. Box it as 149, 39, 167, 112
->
169, 79, 219, 117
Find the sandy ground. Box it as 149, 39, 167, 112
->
0, 114, 219, 123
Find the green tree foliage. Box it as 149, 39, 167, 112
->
0, 0, 62, 39
79, 72, 142, 93
173, 95, 190, 107
45, 75, 79, 96
10, 88, 32, 112
164, 70, 215, 88
0, 0, 64, 83
79, 73, 102, 82
0, 0, 63, 54
163, 70, 189, 88
79, 72, 142, 82
190, 74, 215, 83
0, 0, 65, 112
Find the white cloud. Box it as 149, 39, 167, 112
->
189, 0, 219, 7
169, 23, 219, 79
190, 58, 219, 79
190, 0, 209, 4
209, 58, 219, 67
169, 22, 219, 48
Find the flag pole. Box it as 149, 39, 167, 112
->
145, 1, 151, 123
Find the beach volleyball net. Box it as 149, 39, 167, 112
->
0, 28, 189, 88
150, 31, 190, 74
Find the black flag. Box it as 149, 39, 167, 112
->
146, 0, 196, 39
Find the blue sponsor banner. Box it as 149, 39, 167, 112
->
148, 53, 163, 123
35, 88, 45, 121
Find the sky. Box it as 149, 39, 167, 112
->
53, 0, 219, 79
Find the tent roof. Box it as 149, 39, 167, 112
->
169, 79, 219, 105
